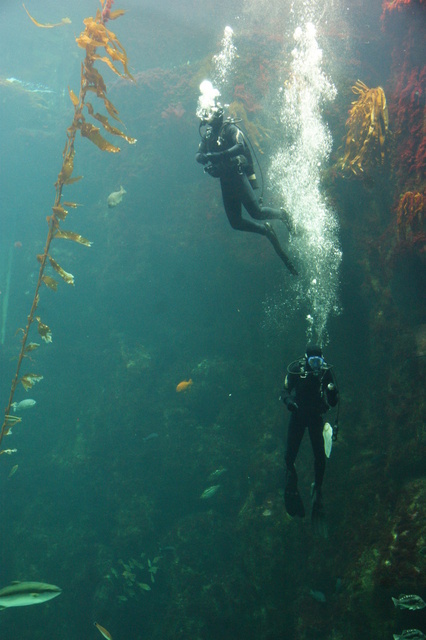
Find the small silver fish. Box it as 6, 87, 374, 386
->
309, 589, 326, 603
107, 185, 126, 208
8, 464, 18, 479
393, 630, 426, 640
11, 399, 36, 412
143, 433, 159, 442
0, 581, 62, 609
208, 467, 227, 481
392, 594, 426, 611
200, 485, 220, 499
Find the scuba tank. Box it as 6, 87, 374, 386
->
199, 117, 263, 194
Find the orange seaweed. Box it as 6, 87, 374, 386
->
0, 3, 135, 455
23, 3, 71, 28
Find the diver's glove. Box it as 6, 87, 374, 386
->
196, 153, 208, 165
204, 164, 221, 178
286, 400, 299, 413
206, 152, 224, 164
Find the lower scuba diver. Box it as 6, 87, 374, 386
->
280, 343, 339, 537
195, 81, 298, 276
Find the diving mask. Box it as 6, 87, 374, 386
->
206, 105, 224, 124
307, 355, 324, 372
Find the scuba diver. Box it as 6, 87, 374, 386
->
280, 343, 339, 537
195, 82, 298, 276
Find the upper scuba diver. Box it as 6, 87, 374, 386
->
195, 81, 298, 276
280, 343, 339, 537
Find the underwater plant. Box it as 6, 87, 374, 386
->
396, 191, 425, 245
340, 80, 389, 176
381, 0, 420, 20
0, 0, 136, 456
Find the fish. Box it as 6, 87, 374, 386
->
392, 594, 426, 610
200, 485, 220, 499
11, 399, 36, 411
94, 622, 113, 640
142, 432, 159, 442
393, 630, 426, 640
107, 186, 126, 208
176, 379, 193, 393
0, 581, 62, 609
309, 589, 326, 603
8, 464, 18, 479
159, 545, 175, 554
208, 467, 227, 481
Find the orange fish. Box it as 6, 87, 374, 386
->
176, 379, 193, 393
94, 622, 113, 640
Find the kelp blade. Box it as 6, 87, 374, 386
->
54, 229, 93, 247
48, 257, 75, 285
20, 374, 44, 391
42, 275, 59, 291
80, 122, 120, 152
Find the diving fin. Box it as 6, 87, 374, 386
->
285, 488, 305, 518
284, 469, 305, 518
264, 222, 298, 275
280, 208, 296, 235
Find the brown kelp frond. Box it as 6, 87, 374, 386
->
42, 276, 59, 291
23, 4, 71, 29
24, 343, 40, 353
0, 2, 135, 454
35, 318, 52, 343
80, 122, 121, 152
20, 374, 44, 392
53, 229, 93, 247
48, 258, 75, 286
339, 80, 389, 176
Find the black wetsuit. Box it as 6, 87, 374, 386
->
196, 120, 284, 234
281, 358, 339, 490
